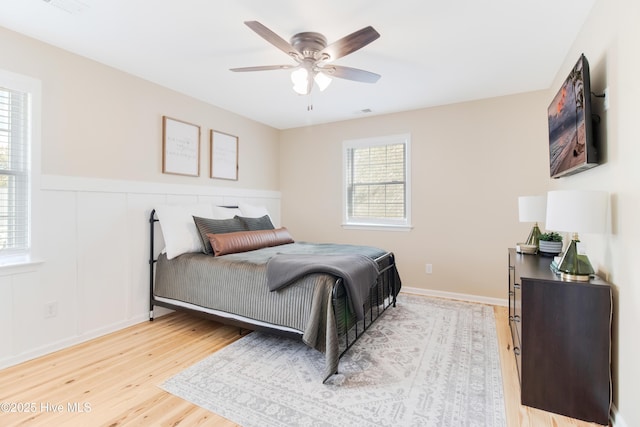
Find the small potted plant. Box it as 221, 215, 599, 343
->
538, 232, 563, 256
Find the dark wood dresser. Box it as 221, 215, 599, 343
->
508, 248, 611, 425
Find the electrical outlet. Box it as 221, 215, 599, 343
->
44, 301, 58, 318
425, 263, 433, 274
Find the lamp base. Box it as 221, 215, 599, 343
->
524, 223, 542, 246
560, 272, 591, 282
556, 236, 595, 281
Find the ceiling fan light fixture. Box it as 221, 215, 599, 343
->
233, 22, 380, 97
291, 68, 309, 94
292, 83, 309, 95
314, 72, 332, 91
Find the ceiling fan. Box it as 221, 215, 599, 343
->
230, 21, 381, 95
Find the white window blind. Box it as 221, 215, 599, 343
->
343, 134, 411, 229
0, 86, 29, 253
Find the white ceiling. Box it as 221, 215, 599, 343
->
0, 0, 596, 130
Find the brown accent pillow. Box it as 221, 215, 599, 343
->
207, 227, 294, 256
193, 215, 248, 255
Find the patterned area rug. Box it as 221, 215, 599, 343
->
161, 294, 506, 427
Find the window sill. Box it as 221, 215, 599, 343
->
0, 255, 45, 276
342, 223, 413, 232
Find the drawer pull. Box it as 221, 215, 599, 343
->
514, 346, 521, 356
513, 315, 521, 323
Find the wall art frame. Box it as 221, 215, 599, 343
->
162, 116, 201, 177
210, 130, 238, 180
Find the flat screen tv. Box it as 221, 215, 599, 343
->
548, 54, 599, 178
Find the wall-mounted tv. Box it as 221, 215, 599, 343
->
548, 54, 599, 178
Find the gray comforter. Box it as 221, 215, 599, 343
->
154, 242, 389, 381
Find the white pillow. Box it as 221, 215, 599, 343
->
155, 204, 213, 259
212, 205, 242, 219
238, 201, 270, 218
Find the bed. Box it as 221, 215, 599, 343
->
148, 205, 401, 381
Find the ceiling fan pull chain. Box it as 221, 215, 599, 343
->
307, 93, 313, 111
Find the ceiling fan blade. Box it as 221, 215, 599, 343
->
319, 65, 381, 83
230, 65, 296, 72
244, 21, 301, 60
319, 26, 380, 61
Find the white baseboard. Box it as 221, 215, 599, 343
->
400, 286, 508, 307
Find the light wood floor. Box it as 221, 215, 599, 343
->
0, 302, 608, 426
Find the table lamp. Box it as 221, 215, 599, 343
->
545, 190, 608, 281
518, 195, 546, 247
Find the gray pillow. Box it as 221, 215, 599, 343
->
235, 214, 275, 231
193, 216, 247, 255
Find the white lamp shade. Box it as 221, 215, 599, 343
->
545, 190, 608, 234
518, 195, 547, 222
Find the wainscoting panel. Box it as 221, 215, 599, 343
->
0, 276, 13, 359
0, 175, 281, 370
38, 189, 79, 344
11, 270, 49, 355
76, 191, 129, 335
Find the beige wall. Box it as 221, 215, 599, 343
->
0, 26, 280, 190
547, 0, 639, 424
280, 91, 549, 300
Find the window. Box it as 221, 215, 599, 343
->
0, 82, 30, 255
343, 134, 411, 230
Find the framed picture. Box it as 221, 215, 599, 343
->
210, 130, 238, 180
162, 116, 201, 176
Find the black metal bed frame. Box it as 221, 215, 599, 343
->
148, 208, 398, 360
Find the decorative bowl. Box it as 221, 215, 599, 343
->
517, 243, 538, 254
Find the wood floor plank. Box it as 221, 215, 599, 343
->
0, 302, 610, 426
0, 313, 242, 427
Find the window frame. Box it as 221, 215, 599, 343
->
342, 133, 412, 231
0, 69, 41, 265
